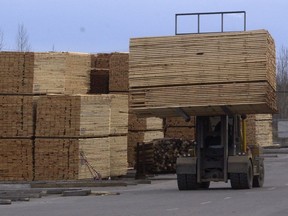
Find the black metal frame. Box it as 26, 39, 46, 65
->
175, 11, 246, 35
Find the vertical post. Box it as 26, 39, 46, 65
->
175, 14, 178, 35
197, 14, 200, 33
221, 13, 224, 32
244, 12, 246, 31
221, 115, 229, 182
242, 119, 247, 152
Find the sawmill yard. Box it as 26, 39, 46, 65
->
0, 28, 277, 209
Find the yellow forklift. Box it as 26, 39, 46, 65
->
176, 115, 264, 190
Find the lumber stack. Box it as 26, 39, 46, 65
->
36, 95, 111, 137
0, 95, 34, 138
34, 139, 79, 180
164, 117, 196, 140
129, 30, 277, 117
0, 52, 34, 94
128, 113, 164, 167
246, 114, 273, 147
89, 53, 129, 94
34, 94, 128, 180
0, 139, 33, 181
136, 139, 195, 174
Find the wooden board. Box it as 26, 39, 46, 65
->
78, 138, 110, 179
0, 95, 34, 138
34, 138, 79, 180
109, 136, 128, 177
0, 139, 33, 181
129, 30, 276, 117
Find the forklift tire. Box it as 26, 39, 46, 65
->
177, 174, 198, 190
230, 161, 253, 189
200, 181, 210, 189
253, 161, 264, 188
177, 174, 188, 190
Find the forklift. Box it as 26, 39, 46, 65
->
174, 11, 264, 190
176, 115, 264, 190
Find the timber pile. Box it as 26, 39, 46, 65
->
34, 139, 79, 180
110, 136, 128, 177
128, 113, 163, 167
35, 95, 111, 137
0, 139, 33, 181
164, 117, 196, 140
129, 30, 277, 117
0, 52, 91, 95
136, 138, 195, 174
246, 114, 273, 147
89, 53, 129, 93
109, 53, 129, 92
0, 52, 34, 94
78, 138, 110, 179
0, 95, 34, 138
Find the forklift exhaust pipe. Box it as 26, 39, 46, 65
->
176, 108, 191, 122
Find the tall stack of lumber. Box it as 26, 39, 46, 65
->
246, 114, 273, 147
0, 52, 35, 180
164, 117, 196, 140
34, 94, 128, 180
129, 30, 277, 117
136, 139, 195, 174
128, 114, 164, 167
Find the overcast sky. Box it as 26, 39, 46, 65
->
0, 0, 287, 53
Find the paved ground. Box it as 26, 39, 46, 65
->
1, 154, 288, 216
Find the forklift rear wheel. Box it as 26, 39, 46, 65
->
177, 174, 198, 190
200, 181, 210, 189
230, 161, 253, 189
253, 161, 264, 187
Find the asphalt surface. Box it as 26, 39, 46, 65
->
2, 154, 288, 216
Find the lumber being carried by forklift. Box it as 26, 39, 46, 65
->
176, 114, 264, 190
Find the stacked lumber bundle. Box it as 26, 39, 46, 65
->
110, 94, 129, 135
0, 139, 33, 181
110, 136, 128, 176
78, 138, 110, 179
109, 53, 129, 92
36, 95, 111, 137
129, 30, 277, 117
127, 113, 164, 167
34, 139, 79, 180
164, 117, 195, 140
65, 53, 91, 94
0, 52, 34, 94
34, 94, 128, 180
89, 53, 129, 93
246, 114, 273, 147
136, 139, 195, 174
0, 95, 34, 138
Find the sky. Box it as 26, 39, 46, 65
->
0, 0, 287, 53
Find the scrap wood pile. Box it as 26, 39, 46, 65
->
129, 30, 277, 117
136, 138, 195, 174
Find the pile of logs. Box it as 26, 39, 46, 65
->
129, 30, 277, 117
136, 138, 195, 174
